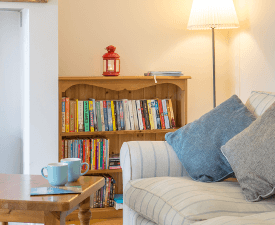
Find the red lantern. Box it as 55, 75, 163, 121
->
102, 45, 120, 76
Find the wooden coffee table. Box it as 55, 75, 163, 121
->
0, 174, 105, 225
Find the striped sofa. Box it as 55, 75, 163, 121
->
120, 91, 275, 225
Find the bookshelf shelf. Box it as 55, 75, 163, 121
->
60, 128, 178, 137
58, 75, 190, 220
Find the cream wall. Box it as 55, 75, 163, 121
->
59, 0, 235, 123
231, 0, 275, 102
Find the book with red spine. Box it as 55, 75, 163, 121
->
62, 139, 65, 159
158, 99, 166, 129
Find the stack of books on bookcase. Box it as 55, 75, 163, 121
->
61, 138, 110, 170
109, 154, 121, 170
90, 174, 116, 208
62, 98, 176, 133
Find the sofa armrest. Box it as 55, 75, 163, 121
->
120, 141, 188, 191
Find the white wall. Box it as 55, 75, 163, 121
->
0, 10, 22, 174
0, 0, 58, 177
230, 0, 275, 102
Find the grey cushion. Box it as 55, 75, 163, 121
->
165, 95, 256, 182
221, 102, 275, 202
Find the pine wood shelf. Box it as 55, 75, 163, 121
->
61, 128, 178, 137
85, 169, 122, 175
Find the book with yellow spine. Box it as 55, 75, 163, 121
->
111, 101, 116, 131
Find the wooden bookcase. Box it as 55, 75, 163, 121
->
58, 75, 191, 220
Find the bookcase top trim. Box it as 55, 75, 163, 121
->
58, 76, 191, 81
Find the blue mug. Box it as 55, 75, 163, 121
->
41, 163, 68, 186
61, 158, 89, 182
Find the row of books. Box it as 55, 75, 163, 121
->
61, 97, 176, 133
90, 174, 116, 208
61, 138, 109, 170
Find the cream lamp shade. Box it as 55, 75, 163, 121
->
187, 0, 239, 30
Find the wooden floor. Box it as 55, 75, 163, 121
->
66, 218, 123, 225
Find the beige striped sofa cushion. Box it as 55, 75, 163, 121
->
245, 91, 275, 117
124, 176, 275, 225
193, 211, 275, 225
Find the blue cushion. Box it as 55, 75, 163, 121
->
165, 95, 256, 182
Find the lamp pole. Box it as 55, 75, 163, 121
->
212, 27, 216, 108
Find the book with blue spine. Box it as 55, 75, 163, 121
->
155, 100, 161, 129
96, 101, 102, 131
162, 99, 170, 129
151, 100, 158, 129
119, 100, 124, 130
116, 101, 121, 130
70, 140, 73, 158
106, 100, 113, 131
103, 101, 109, 131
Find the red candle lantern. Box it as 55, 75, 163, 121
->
102, 45, 120, 76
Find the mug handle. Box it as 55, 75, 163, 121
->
80, 162, 89, 176
41, 167, 48, 180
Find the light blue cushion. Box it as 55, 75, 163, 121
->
165, 95, 256, 182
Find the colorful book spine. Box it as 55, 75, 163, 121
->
69, 100, 75, 132
162, 99, 170, 129
86, 139, 90, 170
75, 99, 78, 132
122, 99, 130, 130
155, 100, 161, 129
106, 100, 113, 131
111, 101, 116, 131
147, 100, 154, 130
132, 100, 139, 130
89, 99, 95, 132
95, 101, 101, 131
119, 100, 124, 130
136, 100, 143, 130
116, 101, 121, 131
102, 139, 106, 170
65, 139, 68, 158
93, 99, 97, 131
100, 101, 105, 131
168, 99, 176, 128
94, 139, 97, 170
106, 139, 109, 169
78, 100, 84, 132
65, 97, 70, 132
81, 140, 85, 168
62, 97, 66, 132
143, 100, 150, 130
97, 139, 100, 170
158, 99, 166, 129
83, 101, 90, 132
101, 139, 104, 169
128, 100, 135, 130
62, 139, 65, 159
151, 100, 157, 129
140, 100, 146, 130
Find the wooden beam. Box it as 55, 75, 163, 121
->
0, 0, 48, 3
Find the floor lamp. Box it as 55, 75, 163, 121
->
187, 0, 239, 108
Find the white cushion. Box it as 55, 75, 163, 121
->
193, 211, 275, 225
245, 91, 275, 117
124, 176, 275, 225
